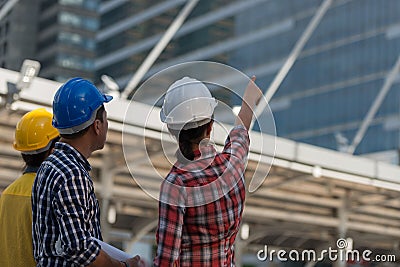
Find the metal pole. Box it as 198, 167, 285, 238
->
121, 0, 199, 99
346, 54, 400, 154
335, 193, 349, 267
235, 239, 243, 267
0, 0, 19, 21
252, 0, 332, 127
100, 153, 114, 242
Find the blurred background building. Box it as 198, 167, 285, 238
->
1, 1, 400, 266
2, 0, 400, 161
37, 0, 98, 81
0, 0, 39, 70
234, 0, 400, 159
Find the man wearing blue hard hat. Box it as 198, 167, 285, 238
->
32, 78, 140, 267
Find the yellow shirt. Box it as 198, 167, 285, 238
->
0, 172, 36, 267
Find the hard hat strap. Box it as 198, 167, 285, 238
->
182, 118, 212, 130
168, 117, 213, 130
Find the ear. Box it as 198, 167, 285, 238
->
93, 119, 101, 135
45, 149, 53, 157
206, 121, 213, 136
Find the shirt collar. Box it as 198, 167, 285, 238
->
176, 143, 217, 168
24, 165, 39, 174
55, 142, 92, 172
192, 143, 217, 160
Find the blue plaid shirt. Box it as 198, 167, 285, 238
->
32, 142, 102, 266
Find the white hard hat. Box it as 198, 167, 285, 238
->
160, 77, 217, 130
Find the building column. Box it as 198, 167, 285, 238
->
100, 152, 114, 242
334, 192, 350, 267
235, 239, 244, 267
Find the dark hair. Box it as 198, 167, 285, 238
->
169, 121, 212, 162
21, 137, 59, 168
61, 105, 105, 139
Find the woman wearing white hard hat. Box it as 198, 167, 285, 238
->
154, 76, 262, 266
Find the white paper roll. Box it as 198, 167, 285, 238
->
93, 237, 132, 261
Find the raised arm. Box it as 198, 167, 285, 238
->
235, 76, 263, 130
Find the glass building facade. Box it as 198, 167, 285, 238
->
96, 0, 399, 156
231, 0, 400, 156
36, 0, 99, 81
0, 0, 39, 71
2, 0, 399, 157
95, 0, 233, 84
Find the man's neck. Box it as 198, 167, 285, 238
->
60, 138, 93, 159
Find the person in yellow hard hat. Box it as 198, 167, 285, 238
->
0, 108, 59, 267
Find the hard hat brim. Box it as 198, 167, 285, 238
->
160, 107, 167, 123
104, 94, 113, 103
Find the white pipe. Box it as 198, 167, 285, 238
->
121, 0, 199, 99
346, 54, 400, 154
0, 0, 19, 21
252, 0, 333, 128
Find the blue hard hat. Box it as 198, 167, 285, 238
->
52, 77, 113, 134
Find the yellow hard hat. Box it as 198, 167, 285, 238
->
13, 108, 59, 154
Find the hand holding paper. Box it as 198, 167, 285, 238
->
93, 238, 145, 267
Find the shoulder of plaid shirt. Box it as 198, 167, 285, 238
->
154, 125, 250, 267
32, 142, 103, 266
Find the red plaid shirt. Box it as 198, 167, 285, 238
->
154, 126, 249, 267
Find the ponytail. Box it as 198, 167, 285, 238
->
169, 121, 212, 162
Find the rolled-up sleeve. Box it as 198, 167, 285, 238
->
54, 174, 100, 265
